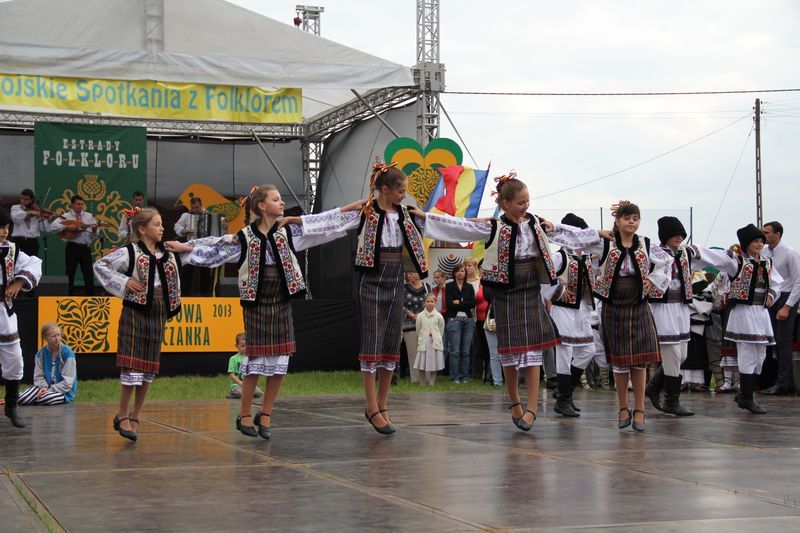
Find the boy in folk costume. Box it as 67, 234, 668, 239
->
0, 209, 42, 427
420, 173, 594, 431
549, 201, 674, 432
548, 213, 598, 417
95, 208, 184, 441
301, 158, 428, 435
645, 216, 729, 416
690, 225, 783, 413
170, 185, 360, 439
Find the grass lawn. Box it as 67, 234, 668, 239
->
1, 372, 509, 403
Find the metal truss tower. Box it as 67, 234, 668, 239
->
415, 0, 445, 147
295, 5, 324, 35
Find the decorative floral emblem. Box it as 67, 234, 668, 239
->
56, 297, 111, 352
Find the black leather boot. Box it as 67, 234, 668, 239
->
662, 375, 694, 416
645, 366, 665, 412
3, 380, 26, 428
568, 365, 584, 412
554, 374, 580, 417
737, 374, 767, 414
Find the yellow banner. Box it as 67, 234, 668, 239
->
0, 73, 302, 123
38, 297, 244, 354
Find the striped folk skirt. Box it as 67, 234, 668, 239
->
117, 300, 167, 374
494, 258, 559, 355
357, 249, 404, 363
244, 267, 296, 357
601, 277, 661, 367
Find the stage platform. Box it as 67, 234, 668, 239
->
1, 390, 798, 531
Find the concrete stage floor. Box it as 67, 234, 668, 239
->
0, 390, 798, 532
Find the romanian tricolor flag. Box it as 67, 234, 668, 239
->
424, 165, 490, 259
424, 165, 489, 217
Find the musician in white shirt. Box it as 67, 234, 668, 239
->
173, 196, 210, 295
117, 191, 145, 244
174, 197, 205, 241
10, 189, 50, 258
49, 195, 98, 296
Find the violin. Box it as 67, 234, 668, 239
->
25, 202, 55, 220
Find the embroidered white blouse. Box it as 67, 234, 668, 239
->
183, 221, 347, 269
301, 207, 424, 248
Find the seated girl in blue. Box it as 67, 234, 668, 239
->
18, 323, 77, 405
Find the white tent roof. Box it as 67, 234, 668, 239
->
0, 0, 414, 119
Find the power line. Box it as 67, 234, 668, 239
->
532, 114, 751, 200
439, 100, 481, 168
446, 88, 800, 97
704, 125, 755, 246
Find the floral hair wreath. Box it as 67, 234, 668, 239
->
122, 206, 142, 218
491, 170, 517, 197
238, 185, 260, 208
361, 156, 399, 217
610, 199, 631, 217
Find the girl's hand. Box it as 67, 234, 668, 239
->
164, 241, 193, 253
126, 279, 145, 292
342, 198, 368, 213
36, 387, 48, 398
278, 216, 301, 228
407, 206, 426, 218
598, 230, 614, 241
643, 279, 654, 295
5, 280, 23, 299
539, 220, 554, 233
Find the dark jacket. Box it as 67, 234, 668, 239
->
444, 280, 476, 320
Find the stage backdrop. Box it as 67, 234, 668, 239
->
38, 297, 242, 353
34, 122, 147, 278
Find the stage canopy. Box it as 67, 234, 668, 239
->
0, 0, 414, 120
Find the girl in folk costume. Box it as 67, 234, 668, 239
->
0, 208, 42, 428
548, 213, 598, 418
549, 201, 673, 432
644, 216, 728, 417
414, 293, 446, 385
169, 185, 361, 438
94, 208, 183, 441
18, 323, 78, 406
420, 173, 576, 431
301, 158, 428, 435
690, 225, 783, 413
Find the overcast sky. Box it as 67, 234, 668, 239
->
227, 1, 798, 247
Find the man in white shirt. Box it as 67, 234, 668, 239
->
49, 195, 98, 296
10, 189, 50, 258
174, 197, 205, 241
174, 196, 210, 295
761, 221, 800, 395
117, 191, 145, 244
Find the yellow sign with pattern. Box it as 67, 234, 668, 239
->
0, 73, 302, 124
38, 297, 244, 354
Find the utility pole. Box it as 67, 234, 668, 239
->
754, 98, 762, 227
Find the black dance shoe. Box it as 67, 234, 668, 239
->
116, 417, 137, 441
236, 414, 258, 437
618, 407, 632, 429
365, 410, 395, 435
256, 413, 272, 439
632, 409, 646, 432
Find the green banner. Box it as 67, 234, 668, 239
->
34, 122, 147, 277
